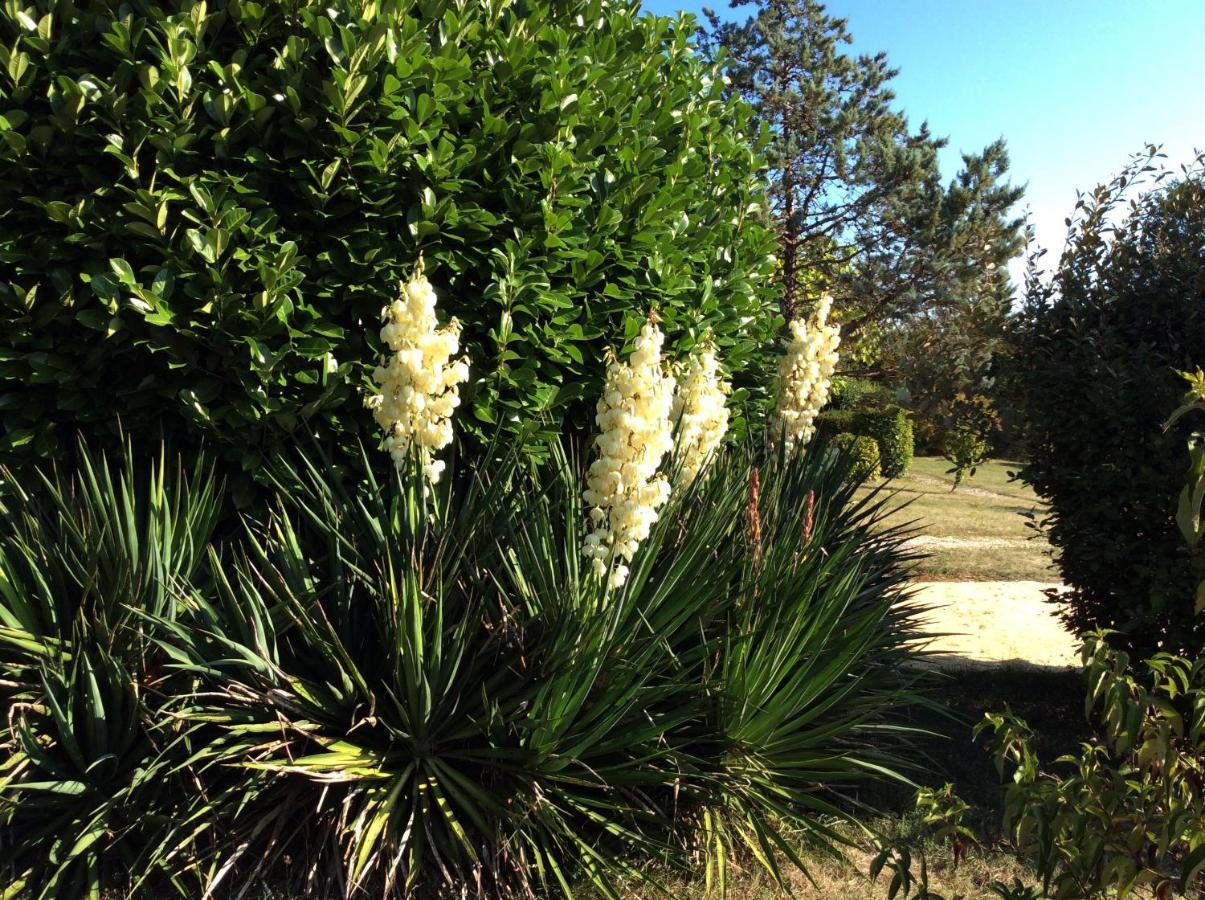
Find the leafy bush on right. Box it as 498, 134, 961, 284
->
1012, 152, 1205, 654
976, 634, 1205, 899
880, 635, 1205, 900
873, 368, 1205, 900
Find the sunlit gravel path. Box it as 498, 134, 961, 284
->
910, 580, 1080, 669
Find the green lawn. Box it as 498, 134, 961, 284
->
864, 456, 1056, 582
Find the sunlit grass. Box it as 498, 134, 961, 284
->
861, 457, 1056, 582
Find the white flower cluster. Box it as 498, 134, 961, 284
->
774, 294, 841, 450
582, 319, 677, 588
367, 268, 470, 483
671, 343, 729, 483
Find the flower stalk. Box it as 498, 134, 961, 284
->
671, 341, 730, 484
582, 313, 676, 588
367, 262, 470, 483
774, 294, 841, 451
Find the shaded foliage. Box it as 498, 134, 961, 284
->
1011, 149, 1205, 655
0, 446, 221, 898
1, 440, 929, 897
977, 635, 1205, 899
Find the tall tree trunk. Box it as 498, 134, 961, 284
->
781, 148, 798, 323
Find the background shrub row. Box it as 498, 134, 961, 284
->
828, 375, 896, 412
831, 431, 881, 482
852, 407, 914, 479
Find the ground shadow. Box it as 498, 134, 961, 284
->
856, 663, 1087, 838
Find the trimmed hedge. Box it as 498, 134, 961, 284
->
831, 432, 881, 482
0, 0, 777, 495
852, 406, 914, 478
828, 376, 894, 411
815, 409, 856, 443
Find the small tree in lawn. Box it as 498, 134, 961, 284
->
939, 393, 1000, 489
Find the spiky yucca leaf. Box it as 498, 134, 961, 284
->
155, 439, 927, 898
0, 445, 220, 899
698, 442, 930, 888
156, 446, 725, 898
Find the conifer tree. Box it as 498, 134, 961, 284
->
702, 0, 1024, 358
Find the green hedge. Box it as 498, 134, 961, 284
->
852, 406, 914, 478
828, 376, 893, 411
1011, 172, 1205, 654
815, 409, 856, 442
0, 0, 777, 496
831, 432, 881, 482
818, 405, 913, 478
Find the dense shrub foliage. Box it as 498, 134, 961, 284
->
0, 0, 777, 494
816, 408, 915, 479
1012, 159, 1205, 654
816, 407, 856, 441
852, 406, 914, 478
977, 635, 1205, 899
832, 431, 881, 482
882, 634, 1205, 900
0, 442, 925, 898
829, 376, 894, 411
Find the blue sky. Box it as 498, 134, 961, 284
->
641, 0, 1205, 281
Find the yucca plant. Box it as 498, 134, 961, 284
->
152, 437, 926, 898
695, 443, 929, 892
153, 447, 731, 897
0, 446, 221, 898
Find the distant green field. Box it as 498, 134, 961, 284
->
863, 456, 1056, 582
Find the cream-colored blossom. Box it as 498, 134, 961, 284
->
774, 294, 841, 450
582, 317, 676, 588
367, 265, 470, 483
671, 343, 729, 483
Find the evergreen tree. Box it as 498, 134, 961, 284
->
702, 0, 1024, 357
865, 141, 1025, 424
702, 0, 939, 323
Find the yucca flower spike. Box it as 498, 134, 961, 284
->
672, 340, 730, 483
367, 260, 470, 483
582, 311, 676, 588
775, 293, 841, 451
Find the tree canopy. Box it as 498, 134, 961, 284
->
701, 0, 1024, 380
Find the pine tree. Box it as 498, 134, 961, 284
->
702, 1, 1024, 354
702, 0, 939, 323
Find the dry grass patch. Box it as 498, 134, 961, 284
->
593, 828, 1035, 898
862, 457, 1055, 582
